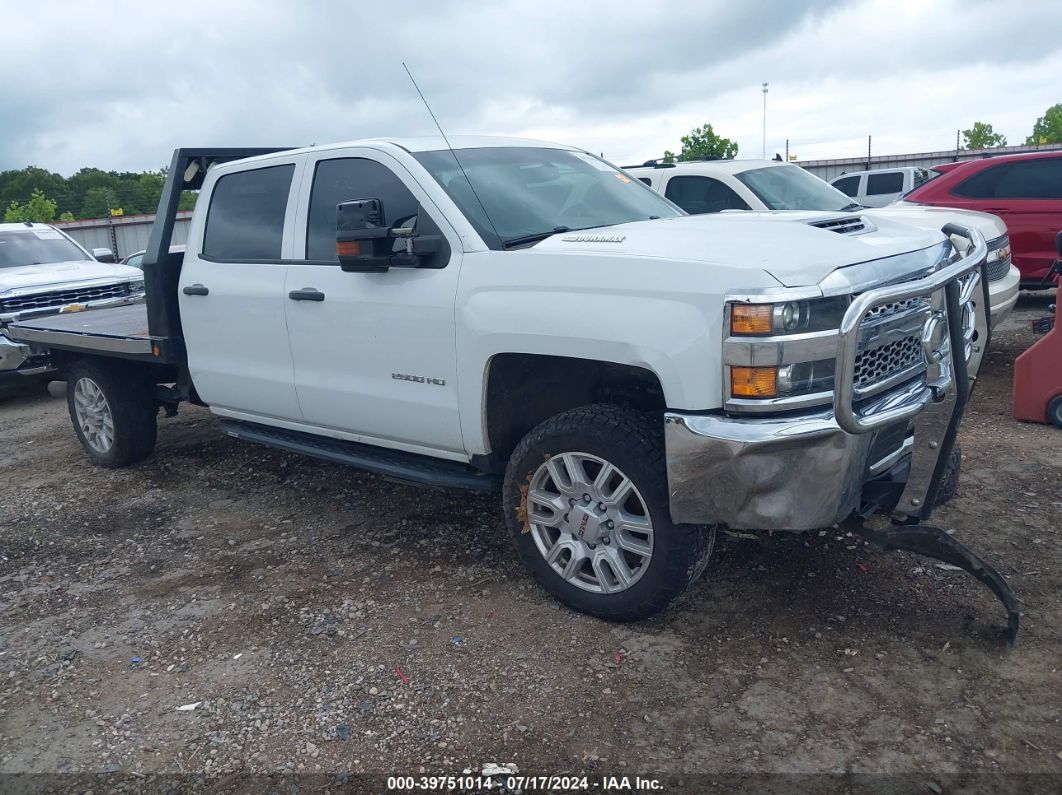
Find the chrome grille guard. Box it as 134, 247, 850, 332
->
834, 224, 988, 435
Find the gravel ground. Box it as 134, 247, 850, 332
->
0, 293, 1059, 792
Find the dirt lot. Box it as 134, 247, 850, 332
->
1, 294, 1059, 793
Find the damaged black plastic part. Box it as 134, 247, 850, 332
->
845, 519, 1020, 648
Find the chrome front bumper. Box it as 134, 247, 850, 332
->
0, 332, 51, 376
987, 265, 1020, 329
666, 224, 988, 531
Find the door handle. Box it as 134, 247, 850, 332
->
182, 283, 209, 296
288, 287, 325, 302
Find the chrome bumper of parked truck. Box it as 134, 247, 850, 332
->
666, 225, 988, 530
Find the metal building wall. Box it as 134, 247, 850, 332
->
54, 211, 192, 259
796, 142, 1062, 182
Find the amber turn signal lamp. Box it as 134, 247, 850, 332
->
337, 240, 362, 257
731, 366, 778, 398
731, 304, 773, 334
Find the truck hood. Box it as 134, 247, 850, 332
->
870, 203, 1007, 241
0, 260, 142, 295
532, 211, 944, 287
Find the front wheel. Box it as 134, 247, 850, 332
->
67, 359, 157, 467
503, 405, 714, 622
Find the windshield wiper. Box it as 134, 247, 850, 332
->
840, 202, 865, 212
502, 226, 571, 250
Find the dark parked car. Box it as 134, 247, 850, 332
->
899, 151, 1062, 286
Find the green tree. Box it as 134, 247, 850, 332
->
962, 121, 1007, 149
131, 172, 165, 214
3, 189, 58, 222
1025, 103, 1062, 145
0, 166, 70, 217
79, 186, 117, 219
663, 123, 739, 162
58, 211, 75, 221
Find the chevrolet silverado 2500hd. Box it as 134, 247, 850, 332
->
4, 139, 1018, 640
0, 222, 144, 390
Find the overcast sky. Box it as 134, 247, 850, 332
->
2, 0, 1060, 175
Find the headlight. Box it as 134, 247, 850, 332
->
729, 295, 849, 336
129, 279, 145, 292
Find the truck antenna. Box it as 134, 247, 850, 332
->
402, 62, 502, 244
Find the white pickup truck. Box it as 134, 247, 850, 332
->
0, 222, 144, 392
4, 139, 1018, 640
627, 159, 1021, 327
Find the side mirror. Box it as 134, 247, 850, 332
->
92, 247, 116, 263
336, 198, 445, 272
336, 199, 392, 273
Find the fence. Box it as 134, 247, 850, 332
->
54, 210, 193, 260
795, 142, 1062, 182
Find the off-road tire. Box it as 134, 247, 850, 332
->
67, 358, 157, 468
503, 404, 715, 622
934, 442, 961, 507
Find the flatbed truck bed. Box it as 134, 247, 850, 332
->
4, 302, 177, 362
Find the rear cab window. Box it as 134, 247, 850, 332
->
202, 164, 296, 260
866, 171, 905, 196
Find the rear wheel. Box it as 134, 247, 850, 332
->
503, 405, 714, 622
67, 359, 157, 467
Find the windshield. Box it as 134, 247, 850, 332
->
0, 229, 89, 269
413, 147, 683, 248
735, 165, 861, 212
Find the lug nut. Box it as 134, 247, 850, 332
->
569, 498, 575, 505
606, 520, 615, 529
602, 537, 610, 545
583, 494, 591, 503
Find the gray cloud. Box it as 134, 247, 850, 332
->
1, 0, 1059, 174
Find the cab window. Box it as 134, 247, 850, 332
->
866, 171, 905, 196
664, 176, 750, 214
306, 158, 420, 262
203, 165, 294, 260
832, 175, 860, 197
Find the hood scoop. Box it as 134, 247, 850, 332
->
809, 215, 875, 235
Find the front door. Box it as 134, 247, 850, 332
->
179, 156, 305, 421
284, 151, 465, 456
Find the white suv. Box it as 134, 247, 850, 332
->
629, 159, 1020, 327
0, 222, 144, 389
830, 166, 932, 207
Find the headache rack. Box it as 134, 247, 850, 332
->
3, 147, 293, 366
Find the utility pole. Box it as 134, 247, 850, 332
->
761, 82, 769, 159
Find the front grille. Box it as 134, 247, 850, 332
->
864, 296, 930, 322
986, 255, 1011, 282
810, 216, 866, 234
985, 235, 1011, 282
855, 335, 923, 388
0, 282, 132, 314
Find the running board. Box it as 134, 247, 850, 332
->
218, 420, 500, 492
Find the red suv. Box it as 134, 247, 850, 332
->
900, 151, 1062, 286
